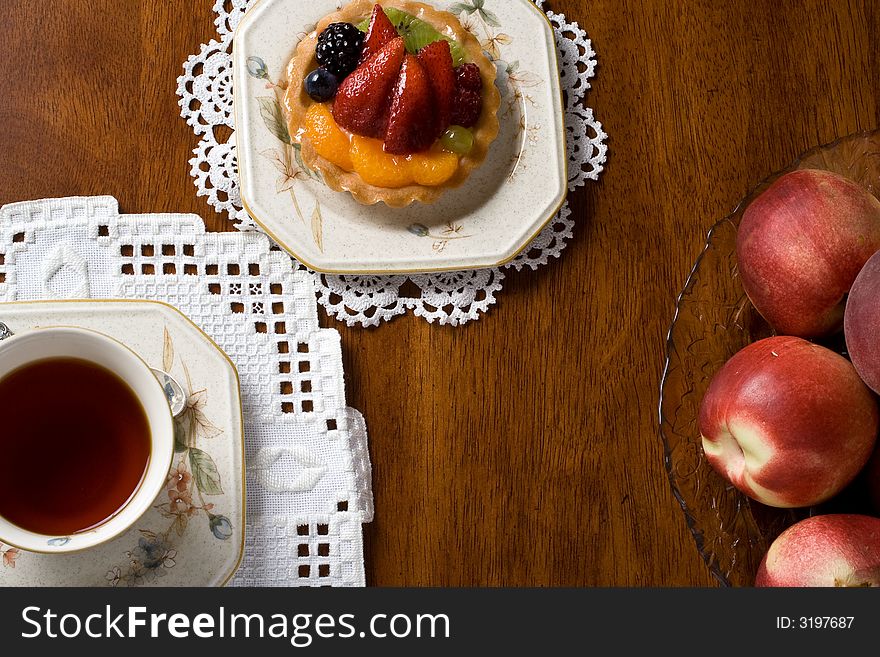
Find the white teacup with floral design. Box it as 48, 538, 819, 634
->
0, 327, 174, 554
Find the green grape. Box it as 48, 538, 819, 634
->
441, 126, 475, 155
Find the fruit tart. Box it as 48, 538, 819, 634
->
282, 0, 501, 207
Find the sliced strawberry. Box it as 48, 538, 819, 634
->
333, 37, 406, 139
359, 4, 399, 64
384, 54, 436, 155
417, 40, 455, 138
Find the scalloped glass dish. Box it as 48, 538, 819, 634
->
659, 129, 880, 587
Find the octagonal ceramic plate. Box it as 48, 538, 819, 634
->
233, 0, 566, 273
0, 300, 244, 587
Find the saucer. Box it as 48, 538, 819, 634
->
0, 300, 244, 586
233, 0, 567, 273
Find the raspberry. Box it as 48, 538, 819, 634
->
450, 64, 483, 127
451, 88, 482, 128
455, 63, 482, 92
316, 23, 365, 77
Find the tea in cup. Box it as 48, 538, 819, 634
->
0, 327, 174, 553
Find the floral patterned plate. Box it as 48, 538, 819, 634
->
233, 0, 567, 273
0, 300, 244, 586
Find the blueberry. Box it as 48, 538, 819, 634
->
304, 68, 340, 102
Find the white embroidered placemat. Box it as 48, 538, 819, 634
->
0, 196, 373, 587
178, 0, 607, 326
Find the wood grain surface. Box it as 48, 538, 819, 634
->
0, 0, 877, 586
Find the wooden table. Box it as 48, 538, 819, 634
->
1, 0, 877, 586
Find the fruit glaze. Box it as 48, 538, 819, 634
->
282, 0, 502, 207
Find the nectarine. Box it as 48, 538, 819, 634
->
844, 249, 880, 395
699, 336, 878, 508
756, 514, 880, 587
737, 169, 880, 337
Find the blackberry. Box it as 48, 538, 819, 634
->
315, 23, 364, 77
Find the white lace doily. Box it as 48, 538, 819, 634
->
178, 0, 606, 326
0, 196, 372, 587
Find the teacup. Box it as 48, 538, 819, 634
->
0, 327, 174, 553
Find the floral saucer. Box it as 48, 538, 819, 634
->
0, 300, 244, 587
233, 0, 567, 273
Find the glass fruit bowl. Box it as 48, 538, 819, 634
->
659, 129, 880, 587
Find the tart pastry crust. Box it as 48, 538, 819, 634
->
282, 0, 502, 207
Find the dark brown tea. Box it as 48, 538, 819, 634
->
0, 358, 151, 536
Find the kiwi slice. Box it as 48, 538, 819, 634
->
356, 8, 468, 66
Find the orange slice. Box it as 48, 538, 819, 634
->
350, 136, 413, 188
409, 149, 459, 186
303, 103, 353, 171
303, 103, 460, 188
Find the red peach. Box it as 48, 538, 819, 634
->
756, 514, 880, 587
737, 169, 880, 338
845, 249, 880, 395
699, 336, 878, 508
